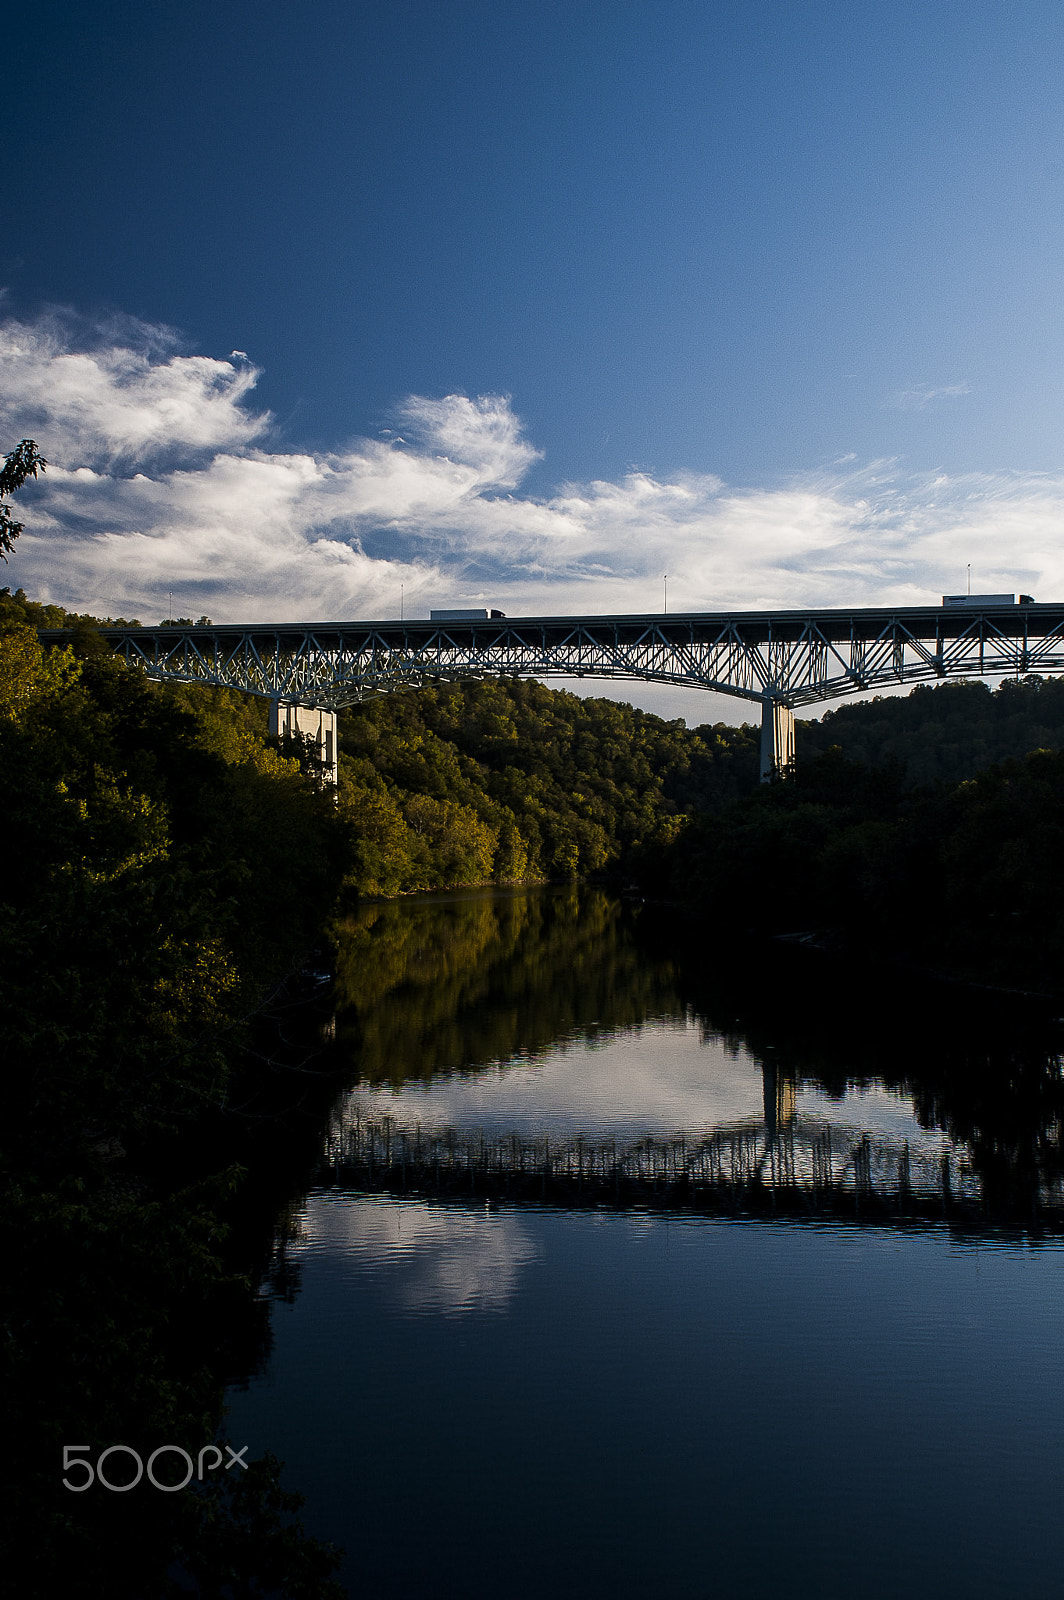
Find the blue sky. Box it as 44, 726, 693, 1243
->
4, 0, 1064, 718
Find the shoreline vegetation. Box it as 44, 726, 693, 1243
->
1, 587, 349, 1597
8, 584, 1064, 1593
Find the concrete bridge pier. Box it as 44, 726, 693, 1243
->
763, 1059, 797, 1141
269, 700, 338, 786
760, 699, 795, 781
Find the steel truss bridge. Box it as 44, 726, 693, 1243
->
40, 599, 1064, 778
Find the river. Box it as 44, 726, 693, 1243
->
226, 886, 1064, 1599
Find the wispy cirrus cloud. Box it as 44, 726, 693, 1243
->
884, 380, 972, 411
0, 306, 1056, 628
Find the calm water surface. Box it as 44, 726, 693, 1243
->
226, 888, 1064, 1599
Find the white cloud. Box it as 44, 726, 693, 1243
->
298, 1194, 540, 1315
396, 391, 541, 486
0, 312, 265, 467
0, 306, 1058, 634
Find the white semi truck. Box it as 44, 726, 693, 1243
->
430, 608, 507, 620
942, 593, 1034, 606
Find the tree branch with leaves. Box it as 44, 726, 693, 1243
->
0, 439, 47, 560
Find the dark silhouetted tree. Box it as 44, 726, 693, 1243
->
0, 439, 47, 559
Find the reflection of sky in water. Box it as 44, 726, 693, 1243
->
289, 1193, 539, 1316
345, 1013, 951, 1155
795, 1083, 951, 1147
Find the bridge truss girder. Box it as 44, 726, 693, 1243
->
40, 602, 1064, 775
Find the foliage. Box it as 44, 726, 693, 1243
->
0, 622, 345, 1149
1, 591, 349, 1594
0, 439, 47, 559
798, 674, 1064, 783
337, 677, 759, 893
335, 673, 1064, 898
638, 741, 1064, 992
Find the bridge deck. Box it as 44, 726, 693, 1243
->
37, 600, 1064, 647
37, 600, 1064, 710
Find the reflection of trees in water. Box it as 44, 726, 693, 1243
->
332, 890, 1064, 1228
653, 908, 1064, 1228
333, 887, 682, 1086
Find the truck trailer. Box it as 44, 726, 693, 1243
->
942, 593, 1034, 607
429, 608, 507, 620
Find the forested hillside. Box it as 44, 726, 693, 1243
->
0, 610, 344, 1153
337, 678, 758, 891
798, 675, 1064, 782
636, 742, 1064, 992
1, 586, 762, 894
344, 674, 1064, 887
